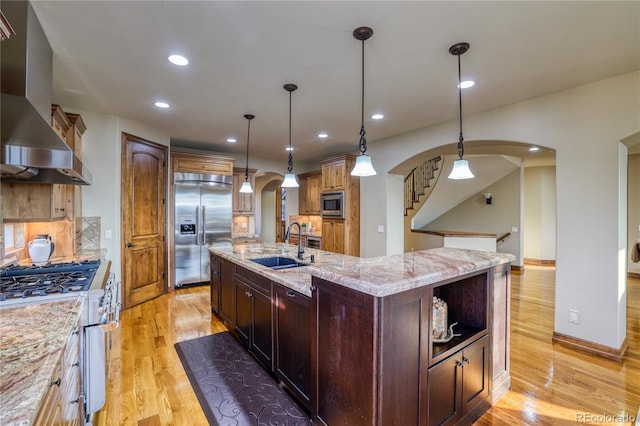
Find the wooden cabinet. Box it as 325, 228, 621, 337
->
51, 104, 72, 143
426, 335, 489, 426
34, 320, 82, 426
274, 284, 312, 410
210, 254, 220, 314
2, 182, 69, 221
33, 357, 63, 424
311, 268, 495, 426
219, 258, 235, 328
233, 265, 273, 369
320, 155, 359, 256
321, 159, 348, 191
320, 219, 345, 254
233, 167, 256, 215
287, 233, 307, 248
172, 151, 234, 175
299, 171, 321, 215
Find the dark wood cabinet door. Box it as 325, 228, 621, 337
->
219, 260, 235, 328
210, 255, 220, 313
235, 279, 252, 347
312, 278, 375, 425
275, 285, 311, 409
427, 355, 462, 426
461, 335, 489, 414
251, 289, 273, 369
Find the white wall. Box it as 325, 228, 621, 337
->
523, 166, 557, 261
69, 110, 171, 285
260, 189, 276, 243
361, 71, 640, 350
416, 169, 522, 264
628, 154, 640, 275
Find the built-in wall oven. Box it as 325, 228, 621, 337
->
321, 191, 345, 218
0, 260, 120, 425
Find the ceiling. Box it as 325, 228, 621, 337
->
30, 1, 640, 164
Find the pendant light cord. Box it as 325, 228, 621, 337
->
287, 89, 293, 173
457, 53, 464, 159
359, 38, 367, 155
244, 118, 251, 181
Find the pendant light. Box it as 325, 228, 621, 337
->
448, 42, 474, 180
281, 83, 299, 188
239, 114, 254, 193
350, 26, 377, 177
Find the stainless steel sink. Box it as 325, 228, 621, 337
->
250, 256, 306, 270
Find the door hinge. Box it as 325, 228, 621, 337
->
162, 272, 166, 279
162, 198, 165, 205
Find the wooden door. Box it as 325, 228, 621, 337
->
121, 133, 167, 309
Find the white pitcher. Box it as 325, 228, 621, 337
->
28, 234, 55, 264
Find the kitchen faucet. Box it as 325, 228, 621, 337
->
285, 221, 305, 260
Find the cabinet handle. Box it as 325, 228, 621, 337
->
310, 285, 317, 292
72, 362, 80, 368
72, 327, 80, 335
71, 399, 80, 404
286, 290, 297, 298
462, 357, 470, 364
51, 378, 61, 387
455, 360, 464, 368
127, 242, 136, 248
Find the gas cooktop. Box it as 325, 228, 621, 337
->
0, 260, 101, 302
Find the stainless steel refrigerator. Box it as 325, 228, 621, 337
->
174, 172, 232, 287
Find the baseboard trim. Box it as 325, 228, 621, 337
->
552, 332, 628, 362
511, 264, 523, 275
524, 258, 556, 266
628, 272, 640, 279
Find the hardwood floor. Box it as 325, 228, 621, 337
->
96, 269, 640, 426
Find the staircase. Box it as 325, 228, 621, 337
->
404, 156, 442, 216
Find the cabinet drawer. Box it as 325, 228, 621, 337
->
234, 265, 271, 296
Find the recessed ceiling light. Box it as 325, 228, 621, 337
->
285, 147, 294, 151
168, 54, 189, 66
459, 80, 475, 89
226, 138, 237, 143
318, 132, 328, 139
529, 146, 540, 152
154, 101, 170, 109
371, 113, 384, 120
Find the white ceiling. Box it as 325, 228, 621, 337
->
30, 1, 640, 164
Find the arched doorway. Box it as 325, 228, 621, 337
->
255, 173, 283, 244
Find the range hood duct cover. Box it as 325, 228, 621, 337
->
0, 0, 92, 185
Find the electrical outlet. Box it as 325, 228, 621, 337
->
105, 230, 112, 239
511, 226, 518, 233
569, 309, 580, 324
242, 223, 248, 229
378, 226, 384, 233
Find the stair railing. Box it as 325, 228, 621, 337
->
404, 156, 442, 215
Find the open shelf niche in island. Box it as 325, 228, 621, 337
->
430, 272, 488, 364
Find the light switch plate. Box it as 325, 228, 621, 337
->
511, 226, 518, 233
378, 225, 384, 233
569, 309, 580, 324
105, 230, 112, 239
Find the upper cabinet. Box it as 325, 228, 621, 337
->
298, 171, 321, 215
2, 182, 69, 222
172, 151, 234, 176
233, 167, 256, 215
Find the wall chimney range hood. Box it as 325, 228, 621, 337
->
1, 0, 92, 185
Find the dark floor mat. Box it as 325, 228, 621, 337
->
174, 331, 312, 426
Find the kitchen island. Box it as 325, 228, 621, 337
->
209, 243, 514, 425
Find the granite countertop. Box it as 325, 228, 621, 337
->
210, 243, 515, 297
0, 296, 85, 426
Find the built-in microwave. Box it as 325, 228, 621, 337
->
321, 191, 345, 218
